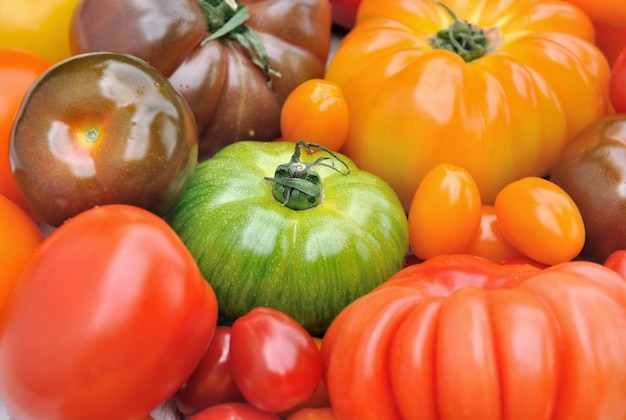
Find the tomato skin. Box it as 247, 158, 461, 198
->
230, 307, 324, 414
465, 205, 524, 263
10, 52, 198, 227
323, 255, 626, 419
594, 23, 626, 67
0, 194, 43, 329
174, 326, 245, 416
326, 0, 610, 210
0, 0, 80, 63
562, 0, 626, 26
0, 49, 51, 213
191, 402, 280, 420
408, 163, 481, 260
604, 250, 626, 279
280, 79, 349, 152
0, 204, 218, 420
286, 407, 337, 420
329, 0, 361, 29
494, 177, 585, 265
610, 47, 626, 113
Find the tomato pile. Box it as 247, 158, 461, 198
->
2, 0, 626, 419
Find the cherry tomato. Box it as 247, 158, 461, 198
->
0, 204, 218, 420
465, 205, 525, 263
175, 326, 245, 416
494, 177, 585, 265
610, 47, 626, 113
280, 79, 349, 151
229, 307, 324, 413
408, 163, 482, 260
0, 49, 51, 213
0, 194, 43, 329
191, 402, 279, 420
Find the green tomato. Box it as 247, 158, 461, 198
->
166, 141, 409, 334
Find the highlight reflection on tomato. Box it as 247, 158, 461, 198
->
10, 52, 198, 227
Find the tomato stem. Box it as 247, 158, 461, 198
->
429, 2, 489, 62
265, 141, 351, 211
197, 0, 281, 85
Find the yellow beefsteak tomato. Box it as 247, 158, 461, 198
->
326, 0, 612, 210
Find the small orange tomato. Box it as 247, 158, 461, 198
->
408, 163, 481, 260
494, 177, 585, 266
280, 79, 349, 151
465, 205, 525, 263
0, 194, 43, 327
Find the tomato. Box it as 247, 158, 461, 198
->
166, 140, 408, 333
0, 194, 43, 329
329, 0, 361, 29
610, 47, 626, 113
550, 114, 626, 262
594, 22, 626, 67
408, 163, 481, 260
604, 250, 626, 279
10, 52, 198, 227
465, 205, 525, 263
280, 79, 349, 151
322, 254, 626, 419
326, 0, 611, 210
230, 307, 324, 413
0, 49, 51, 213
494, 177, 585, 265
0, 204, 219, 420
71, 0, 332, 160
191, 402, 279, 420
562, 0, 626, 27
0, 0, 79, 64
286, 407, 337, 420
174, 326, 245, 416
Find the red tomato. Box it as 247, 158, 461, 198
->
286, 407, 337, 420
0, 194, 43, 328
0, 204, 218, 420
465, 205, 524, 263
191, 402, 279, 420
610, 47, 626, 113
494, 177, 585, 265
175, 326, 245, 416
0, 48, 51, 213
408, 163, 481, 260
604, 250, 626, 279
280, 79, 349, 151
230, 307, 324, 413
329, 0, 361, 29
594, 22, 626, 67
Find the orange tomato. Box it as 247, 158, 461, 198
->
466, 205, 525, 263
0, 49, 51, 214
408, 163, 481, 260
280, 79, 349, 151
0, 194, 43, 327
563, 0, 626, 27
494, 177, 585, 265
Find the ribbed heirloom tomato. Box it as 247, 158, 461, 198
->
326, 0, 611, 210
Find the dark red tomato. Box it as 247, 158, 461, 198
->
0, 204, 218, 420
230, 307, 323, 413
610, 47, 626, 113
175, 326, 246, 416
191, 402, 279, 420
329, 0, 361, 29
594, 22, 626, 67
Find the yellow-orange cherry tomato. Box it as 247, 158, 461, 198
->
280, 79, 349, 151
466, 205, 525, 263
408, 163, 481, 260
494, 177, 585, 265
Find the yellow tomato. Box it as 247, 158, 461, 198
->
0, 0, 80, 63
326, 0, 611, 210
494, 177, 585, 266
408, 163, 481, 260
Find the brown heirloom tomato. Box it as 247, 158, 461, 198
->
550, 115, 626, 263
10, 52, 198, 227
70, 0, 332, 159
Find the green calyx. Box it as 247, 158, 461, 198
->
429, 1, 489, 62
266, 141, 351, 211
197, 0, 281, 84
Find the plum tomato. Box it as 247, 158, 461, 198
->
494, 176, 585, 265
10, 52, 198, 227
229, 307, 324, 414
280, 79, 349, 151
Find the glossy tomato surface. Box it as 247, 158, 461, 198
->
230, 307, 323, 414
610, 47, 626, 113
0, 204, 218, 420
10, 52, 198, 227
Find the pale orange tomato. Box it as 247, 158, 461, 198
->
280, 79, 349, 151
